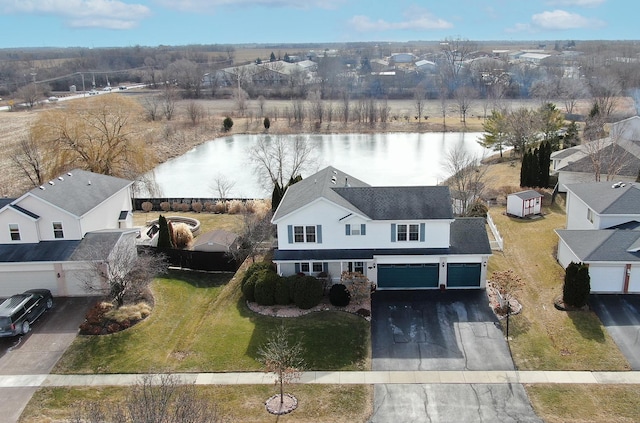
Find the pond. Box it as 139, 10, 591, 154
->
146, 132, 490, 198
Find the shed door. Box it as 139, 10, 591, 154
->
377, 264, 439, 289
447, 263, 481, 287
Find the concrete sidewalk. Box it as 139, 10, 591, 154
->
2, 370, 640, 388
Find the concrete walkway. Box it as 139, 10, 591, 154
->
3, 370, 640, 388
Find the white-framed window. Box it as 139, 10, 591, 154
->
293, 225, 316, 243
348, 261, 365, 274
346, 223, 366, 236
53, 222, 64, 239
312, 262, 323, 273
397, 224, 419, 241
300, 262, 310, 273
9, 224, 20, 241
297, 262, 325, 275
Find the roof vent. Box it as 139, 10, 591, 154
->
612, 181, 625, 189
39, 186, 45, 190
48, 181, 55, 185
67, 172, 72, 176
87, 180, 91, 185
331, 175, 337, 184
58, 176, 64, 181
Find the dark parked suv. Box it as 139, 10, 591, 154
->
0, 289, 53, 337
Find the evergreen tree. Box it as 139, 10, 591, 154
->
156, 215, 173, 250
270, 52, 276, 62
520, 151, 529, 187
264, 116, 271, 130
537, 141, 551, 188
563, 262, 591, 308
563, 121, 579, 148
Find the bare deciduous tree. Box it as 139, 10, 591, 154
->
162, 86, 178, 121
16, 83, 43, 108
70, 374, 224, 423
227, 209, 273, 264
454, 85, 477, 125
77, 237, 167, 307
11, 131, 46, 188
209, 173, 236, 200
185, 100, 205, 125
248, 135, 316, 192
258, 324, 306, 406
142, 95, 161, 121
442, 141, 487, 216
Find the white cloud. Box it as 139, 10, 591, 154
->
546, 0, 605, 7
349, 9, 453, 32
1, 0, 151, 29
531, 9, 604, 30
154, 0, 344, 12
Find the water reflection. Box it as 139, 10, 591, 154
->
146, 132, 487, 198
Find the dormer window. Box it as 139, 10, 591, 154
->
53, 222, 64, 239
9, 224, 20, 241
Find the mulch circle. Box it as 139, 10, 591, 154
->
553, 296, 589, 311
265, 393, 298, 415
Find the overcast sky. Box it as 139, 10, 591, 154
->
0, 0, 632, 49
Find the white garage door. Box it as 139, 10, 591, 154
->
627, 266, 640, 293
589, 265, 625, 293
0, 269, 58, 297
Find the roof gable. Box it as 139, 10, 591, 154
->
272, 166, 369, 222
557, 229, 640, 262
25, 169, 132, 217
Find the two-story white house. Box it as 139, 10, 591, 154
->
271, 166, 492, 290
556, 181, 640, 293
0, 169, 137, 297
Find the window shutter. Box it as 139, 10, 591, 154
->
287, 225, 293, 243
323, 262, 328, 273
420, 223, 426, 242
391, 223, 396, 242
345, 224, 351, 235
361, 224, 366, 235
294, 263, 300, 273
317, 225, 322, 243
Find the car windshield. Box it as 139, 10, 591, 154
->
0, 316, 11, 327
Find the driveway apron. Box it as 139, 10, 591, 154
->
369, 290, 541, 422
590, 294, 640, 370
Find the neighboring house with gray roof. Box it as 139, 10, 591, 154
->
0, 169, 136, 297
271, 166, 491, 290
556, 181, 640, 293
552, 116, 640, 192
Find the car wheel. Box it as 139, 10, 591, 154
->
22, 321, 30, 335
46, 298, 53, 309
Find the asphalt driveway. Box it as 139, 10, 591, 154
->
369, 290, 541, 423
0, 296, 95, 422
590, 294, 640, 370
371, 289, 514, 371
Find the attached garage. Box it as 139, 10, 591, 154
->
589, 265, 625, 293
377, 264, 439, 289
447, 263, 482, 287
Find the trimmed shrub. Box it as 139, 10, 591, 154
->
160, 201, 171, 212
180, 202, 191, 212
204, 201, 215, 212
214, 201, 226, 213
264, 116, 270, 130
171, 202, 181, 212
242, 277, 257, 303
141, 201, 153, 212
293, 276, 324, 310
191, 202, 203, 213
227, 200, 244, 214
274, 277, 293, 305
242, 261, 276, 289
173, 222, 193, 249
329, 284, 351, 307
254, 270, 279, 306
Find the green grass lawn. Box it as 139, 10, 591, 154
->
53, 268, 370, 374
19, 385, 373, 423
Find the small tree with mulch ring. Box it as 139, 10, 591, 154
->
258, 324, 305, 415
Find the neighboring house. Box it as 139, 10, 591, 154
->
192, 229, 239, 253
0, 169, 136, 297
506, 190, 542, 218
271, 166, 492, 290
556, 181, 640, 293
552, 116, 640, 192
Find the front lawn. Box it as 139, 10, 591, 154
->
53, 268, 370, 374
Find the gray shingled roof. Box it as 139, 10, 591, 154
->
559, 143, 640, 176
511, 190, 542, 200
27, 169, 132, 217
332, 186, 453, 220
69, 231, 126, 261
557, 229, 640, 262
273, 166, 454, 222
0, 240, 82, 262
272, 166, 370, 222
449, 217, 492, 255
565, 182, 640, 214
